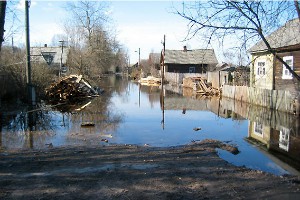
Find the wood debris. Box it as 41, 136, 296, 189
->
183, 77, 220, 96
45, 74, 100, 103
139, 76, 161, 86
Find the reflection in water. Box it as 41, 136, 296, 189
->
160, 86, 165, 130
170, 86, 300, 174
0, 76, 126, 149
0, 75, 299, 175
0, 104, 56, 149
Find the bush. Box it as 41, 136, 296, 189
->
0, 46, 57, 102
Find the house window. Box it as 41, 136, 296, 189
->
189, 67, 195, 73
279, 127, 290, 151
254, 122, 263, 136
256, 61, 266, 76
282, 56, 293, 79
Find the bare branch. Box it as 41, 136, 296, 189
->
175, 0, 300, 80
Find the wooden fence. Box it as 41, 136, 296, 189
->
164, 72, 206, 84
222, 85, 299, 114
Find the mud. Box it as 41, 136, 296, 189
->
0, 139, 299, 199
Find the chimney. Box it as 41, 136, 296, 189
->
183, 46, 187, 52
44, 44, 47, 47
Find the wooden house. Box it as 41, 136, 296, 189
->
249, 18, 300, 95
31, 44, 70, 75
161, 46, 218, 84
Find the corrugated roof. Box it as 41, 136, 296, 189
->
31, 46, 69, 65
249, 18, 300, 53
164, 49, 218, 65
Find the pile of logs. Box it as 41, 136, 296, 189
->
183, 77, 220, 96
45, 74, 99, 103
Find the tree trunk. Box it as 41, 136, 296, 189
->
0, 0, 6, 51
295, 0, 300, 22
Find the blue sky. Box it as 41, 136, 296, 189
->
4, 0, 228, 64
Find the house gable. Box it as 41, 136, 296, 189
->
31, 46, 70, 67
41, 52, 56, 65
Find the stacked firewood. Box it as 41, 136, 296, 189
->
45, 74, 99, 103
183, 77, 220, 96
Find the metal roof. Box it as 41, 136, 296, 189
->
164, 49, 218, 65
249, 18, 300, 53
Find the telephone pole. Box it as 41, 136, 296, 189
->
25, 0, 33, 105
161, 35, 165, 129
59, 40, 65, 77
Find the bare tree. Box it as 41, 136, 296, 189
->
63, 1, 125, 77
50, 34, 68, 46
295, 0, 300, 21
64, 1, 109, 48
176, 0, 300, 81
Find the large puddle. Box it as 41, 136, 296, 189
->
1, 75, 299, 176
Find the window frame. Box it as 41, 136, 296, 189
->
254, 122, 263, 136
256, 60, 266, 76
189, 67, 195, 73
279, 127, 290, 152
282, 56, 293, 80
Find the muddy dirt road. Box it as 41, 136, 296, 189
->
0, 140, 299, 199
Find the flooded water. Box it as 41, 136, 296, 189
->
1, 75, 300, 176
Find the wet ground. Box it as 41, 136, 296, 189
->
0, 140, 299, 200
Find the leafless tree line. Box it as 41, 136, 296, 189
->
63, 1, 128, 78
0, 1, 128, 101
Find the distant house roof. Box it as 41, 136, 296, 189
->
30, 46, 69, 66
164, 49, 218, 65
249, 18, 300, 53
216, 62, 228, 69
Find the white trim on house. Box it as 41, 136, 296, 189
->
279, 127, 290, 151
256, 60, 266, 77
254, 122, 263, 136
282, 56, 293, 80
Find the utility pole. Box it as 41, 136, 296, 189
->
135, 48, 140, 67
138, 48, 140, 67
161, 34, 165, 130
25, 0, 33, 105
162, 35, 165, 88
59, 40, 65, 77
